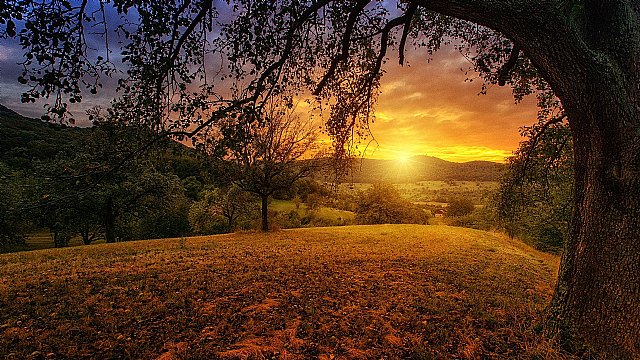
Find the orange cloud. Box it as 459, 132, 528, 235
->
361, 45, 538, 163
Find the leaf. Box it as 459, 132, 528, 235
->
6, 20, 16, 37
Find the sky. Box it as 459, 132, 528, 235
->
361, 46, 538, 162
0, 30, 538, 164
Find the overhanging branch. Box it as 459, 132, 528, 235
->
498, 44, 520, 86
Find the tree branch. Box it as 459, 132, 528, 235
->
399, 3, 418, 66
313, 0, 370, 96
253, 0, 333, 102
168, 0, 208, 68
498, 44, 520, 86
517, 112, 567, 184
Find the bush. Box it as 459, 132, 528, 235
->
356, 183, 429, 225
447, 198, 475, 217
445, 207, 495, 231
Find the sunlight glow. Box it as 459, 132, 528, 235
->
396, 152, 412, 164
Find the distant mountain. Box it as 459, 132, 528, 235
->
0, 104, 91, 169
1, 105, 505, 183
0, 105, 211, 180
331, 155, 505, 183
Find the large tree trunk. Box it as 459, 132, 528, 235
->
413, 1, 640, 356
549, 126, 640, 357
516, 44, 640, 358
530, 15, 640, 358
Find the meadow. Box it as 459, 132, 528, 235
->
0, 225, 572, 359
338, 181, 499, 206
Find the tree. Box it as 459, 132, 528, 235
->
447, 198, 475, 218
356, 182, 428, 225
496, 117, 573, 252
189, 185, 257, 233
3, 1, 640, 355
215, 105, 320, 231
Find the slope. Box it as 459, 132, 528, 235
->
339, 156, 505, 183
0, 225, 570, 359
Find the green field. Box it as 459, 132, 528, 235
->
338, 181, 499, 205
0, 225, 572, 359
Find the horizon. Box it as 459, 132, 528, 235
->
0, 102, 510, 164
1, 45, 535, 164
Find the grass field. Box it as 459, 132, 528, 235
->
270, 199, 357, 226
0, 225, 570, 359
338, 181, 499, 205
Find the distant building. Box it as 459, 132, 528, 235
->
434, 209, 447, 218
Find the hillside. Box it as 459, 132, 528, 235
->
0, 104, 91, 169
0, 104, 211, 179
1, 105, 504, 182
335, 156, 505, 183
0, 225, 569, 359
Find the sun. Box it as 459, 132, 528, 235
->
396, 151, 412, 164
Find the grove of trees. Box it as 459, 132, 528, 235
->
356, 183, 428, 225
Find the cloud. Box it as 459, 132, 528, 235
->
365, 45, 537, 162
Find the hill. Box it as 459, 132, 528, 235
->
333, 156, 505, 183
1, 105, 504, 182
0, 225, 569, 359
0, 104, 91, 169
0, 104, 212, 179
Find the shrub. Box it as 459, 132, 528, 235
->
356, 183, 429, 225
447, 198, 475, 217
445, 207, 495, 231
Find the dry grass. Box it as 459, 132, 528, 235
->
0, 225, 572, 359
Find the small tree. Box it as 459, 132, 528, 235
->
218, 104, 321, 231
189, 186, 257, 234
356, 183, 428, 225
447, 198, 475, 217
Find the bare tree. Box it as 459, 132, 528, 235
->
219, 104, 322, 231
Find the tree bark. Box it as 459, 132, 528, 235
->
410, 0, 640, 356
549, 122, 640, 357
260, 194, 269, 231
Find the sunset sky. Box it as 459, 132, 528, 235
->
0, 41, 538, 163
361, 46, 538, 162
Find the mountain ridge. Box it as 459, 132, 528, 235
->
1, 104, 504, 182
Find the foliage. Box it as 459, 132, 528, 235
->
0, 163, 29, 248
356, 183, 428, 225
269, 200, 356, 229
1, 108, 205, 248
495, 118, 573, 252
447, 198, 475, 217
189, 186, 259, 234
274, 177, 330, 201
445, 207, 496, 231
